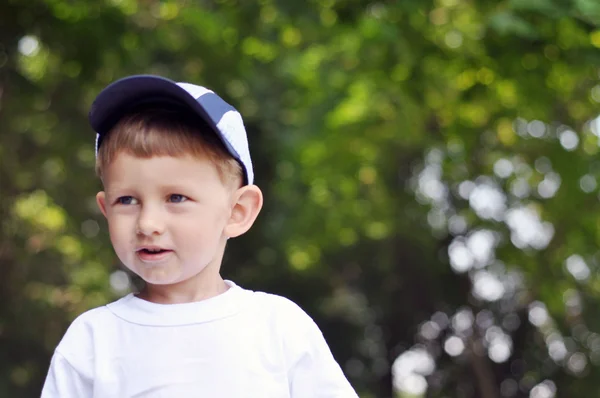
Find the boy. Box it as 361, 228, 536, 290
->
41, 75, 358, 397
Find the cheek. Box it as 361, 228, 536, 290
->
177, 212, 226, 240
106, 216, 132, 246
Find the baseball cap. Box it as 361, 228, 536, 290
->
89, 74, 254, 185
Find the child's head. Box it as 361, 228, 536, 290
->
89, 76, 263, 295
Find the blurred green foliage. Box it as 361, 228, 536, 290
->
1, 0, 600, 397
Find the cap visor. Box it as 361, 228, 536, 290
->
89, 75, 211, 135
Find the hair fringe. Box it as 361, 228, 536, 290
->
95, 107, 242, 187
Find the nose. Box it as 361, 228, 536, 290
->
136, 204, 166, 236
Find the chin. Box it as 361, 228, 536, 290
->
133, 268, 183, 285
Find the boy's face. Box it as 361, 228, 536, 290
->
96, 152, 234, 287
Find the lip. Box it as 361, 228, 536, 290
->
136, 246, 173, 263
136, 245, 170, 252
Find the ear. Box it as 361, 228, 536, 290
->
224, 185, 263, 238
96, 191, 108, 218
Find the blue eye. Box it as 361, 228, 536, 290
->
169, 194, 187, 203
117, 196, 137, 205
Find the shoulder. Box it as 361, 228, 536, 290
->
54, 295, 131, 360
62, 295, 133, 336
248, 291, 324, 351
250, 291, 316, 326
248, 290, 358, 395
251, 290, 302, 311
60, 305, 112, 343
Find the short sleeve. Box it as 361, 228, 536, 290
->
41, 309, 99, 398
41, 351, 93, 398
280, 300, 359, 398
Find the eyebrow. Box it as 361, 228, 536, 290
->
106, 184, 195, 195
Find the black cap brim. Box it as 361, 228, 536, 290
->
90, 74, 215, 136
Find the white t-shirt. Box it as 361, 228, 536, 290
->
41, 281, 358, 397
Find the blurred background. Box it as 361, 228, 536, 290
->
2, 0, 600, 397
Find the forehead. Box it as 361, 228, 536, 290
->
103, 152, 224, 187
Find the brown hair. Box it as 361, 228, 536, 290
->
95, 106, 243, 187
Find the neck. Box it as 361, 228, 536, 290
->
140, 275, 229, 304
138, 250, 229, 304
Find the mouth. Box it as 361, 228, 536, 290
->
136, 247, 173, 262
